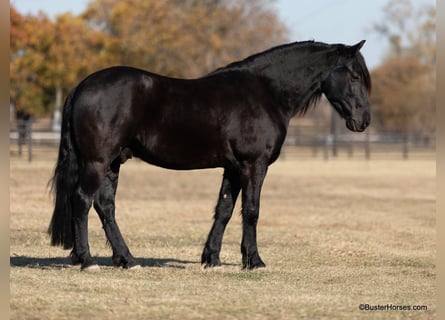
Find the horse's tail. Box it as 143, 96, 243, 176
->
48, 88, 79, 249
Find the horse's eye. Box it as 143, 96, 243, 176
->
350, 74, 360, 82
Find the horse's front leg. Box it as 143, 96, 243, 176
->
240, 162, 268, 269
202, 170, 241, 268
93, 159, 140, 269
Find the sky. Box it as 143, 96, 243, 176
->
11, 0, 435, 70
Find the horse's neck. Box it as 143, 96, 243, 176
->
245, 49, 336, 117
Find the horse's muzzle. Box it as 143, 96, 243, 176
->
346, 112, 370, 132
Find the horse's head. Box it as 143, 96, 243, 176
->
322, 40, 371, 132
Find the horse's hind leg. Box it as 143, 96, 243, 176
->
202, 170, 241, 268
70, 186, 96, 269
93, 158, 139, 269
70, 161, 107, 270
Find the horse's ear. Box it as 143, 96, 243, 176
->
340, 40, 366, 58
352, 40, 366, 52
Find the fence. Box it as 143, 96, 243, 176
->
10, 120, 435, 162
282, 125, 435, 160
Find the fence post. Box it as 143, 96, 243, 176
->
347, 142, 353, 158
403, 134, 409, 160
27, 119, 33, 162
365, 130, 370, 160
330, 112, 338, 157
17, 118, 26, 156
324, 135, 330, 160
312, 139, 318, 158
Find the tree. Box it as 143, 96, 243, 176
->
47, 13, 111, 93
10, 7, 53, 116
82, 0, 288, 77
370, 57, 434, 134
10, 5, 27, 53
371, 0, 435, 136
373, 0, 435, 64
10, 6, 110, 116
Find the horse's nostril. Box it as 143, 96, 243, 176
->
363, 111, 371, 128
361, 118, 370, 130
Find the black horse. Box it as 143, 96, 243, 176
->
48, 40, 371, 270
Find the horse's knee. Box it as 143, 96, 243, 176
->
242, 206, 259, 225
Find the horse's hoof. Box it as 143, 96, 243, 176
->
202, 261, 222, 269
242, 259, 266, 270
202, 264, 223, 271
66, 263, 80, 268
250, 264, 267, 271
201, 256, 221, 268
81, 264, 101, 272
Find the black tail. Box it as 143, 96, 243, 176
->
48, 88, 79, 249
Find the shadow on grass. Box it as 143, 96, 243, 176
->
10, 255, 201, 270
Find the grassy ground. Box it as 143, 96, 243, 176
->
10, 149, 436, 319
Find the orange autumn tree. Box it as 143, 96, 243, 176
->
10, 6, 52, 116
371, 57, 434, 134
10, 6, 109, 116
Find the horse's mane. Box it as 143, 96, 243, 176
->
210, 40, 328, 74
297, 90, 323, 117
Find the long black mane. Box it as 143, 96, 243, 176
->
212, 40, 328, 71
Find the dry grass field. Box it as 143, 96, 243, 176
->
10, 147, 436, 319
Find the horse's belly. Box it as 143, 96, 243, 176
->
132, 133, 225, 170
